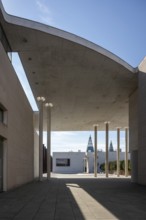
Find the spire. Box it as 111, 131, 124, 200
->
109, 141, 114, 152
86, 135, 94, 152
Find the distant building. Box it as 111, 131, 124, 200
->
109, 141, 114, 152
86, 136, 94, 152
53, 136, 130, 174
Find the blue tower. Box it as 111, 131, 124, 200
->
86, 136, 94, 153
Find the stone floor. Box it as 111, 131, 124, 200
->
0, 173, 146, 219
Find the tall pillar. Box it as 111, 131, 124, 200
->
129, 58, 146, 185
85, 156, 89, 173
105, 122, 109, 178
125, 127, 128, 177
129, 89, 138, 183
45, 103, 53, 180
37, 96, 45, 181
94, 125, 98, 177
117, 127, 120, 177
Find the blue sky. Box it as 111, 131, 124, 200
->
1, 0, 146, 153
2, 0, 146, 67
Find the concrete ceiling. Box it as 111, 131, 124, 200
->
0, 2, 138, 131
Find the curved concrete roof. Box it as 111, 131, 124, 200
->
0, 1, 138, 130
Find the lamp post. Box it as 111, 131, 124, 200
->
45, 102, 53, 180
37, 96, 45, 181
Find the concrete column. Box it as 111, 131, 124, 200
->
94, 125, 98, 177
117, 128, 120, 177
45, 103, 53, 180
85, 156, 88, 173
131, 150, 138, 182
83, 158, 86, 173
125, 127, 128, 177
105, 122, 109, 177
37, 97, 45, 181
129, 89, 138, 183
129, 58, 146, 185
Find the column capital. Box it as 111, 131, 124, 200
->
45, 102, 53, 108
37, 96, 45, 102
93, 124, 98, 127
104, 121, 110, 124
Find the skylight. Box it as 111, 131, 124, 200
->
12, 52, 38, 111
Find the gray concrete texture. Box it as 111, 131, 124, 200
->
0, 41, 34, 191
0, 174, 146, 220
0, 2, 138, 131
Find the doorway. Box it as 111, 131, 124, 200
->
0, 137, 3, 191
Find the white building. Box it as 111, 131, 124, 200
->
53, 137, 130, 174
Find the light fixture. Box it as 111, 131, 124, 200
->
45, 103, 53, 107
37, 96, 45, 102
23, 38, 28, 43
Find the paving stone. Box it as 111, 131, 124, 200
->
0, 174, 146, 219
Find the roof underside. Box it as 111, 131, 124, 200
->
0, 4, 138, 131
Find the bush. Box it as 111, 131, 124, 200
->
100, 160, 131, 173
109, 161, 116, 171
100, 163, 105, 171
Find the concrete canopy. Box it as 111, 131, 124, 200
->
0, 2, 138, 131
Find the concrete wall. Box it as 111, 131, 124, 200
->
129, 58, 146, 185
0, 42, 34, 190
129, 89, 138, 182
138, 66, 146, 184
129, 89, 138, 152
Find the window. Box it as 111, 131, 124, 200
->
0, 108, 4, 123
0, 104, 7, 125
56, 158, 70, 167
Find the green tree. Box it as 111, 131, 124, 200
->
100, 163, 105, 171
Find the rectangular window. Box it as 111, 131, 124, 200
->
0, 108, 4, 123
0, 104, 7, 125
56, 158, 70, 167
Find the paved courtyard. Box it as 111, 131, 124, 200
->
0, 174, 146, 220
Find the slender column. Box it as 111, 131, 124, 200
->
94, 125, 98, 177
86, 156, 89, 173
125, 127, 128, 177
45, 103, 53, 180
37, 96, 45, 181
105, 122, 109, 177
117, 127, 120, 177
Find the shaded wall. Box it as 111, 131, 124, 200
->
0, 42, 34, 190
129, 58, 146, 185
